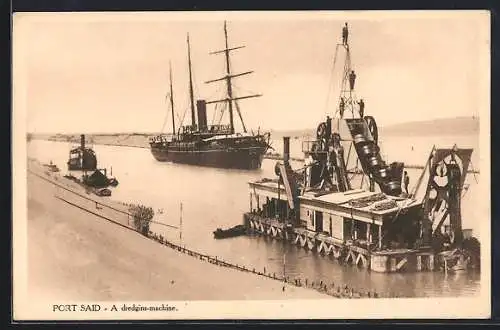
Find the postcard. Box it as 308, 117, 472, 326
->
13, 10, 490, 320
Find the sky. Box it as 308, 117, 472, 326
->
14, 11, 489, 134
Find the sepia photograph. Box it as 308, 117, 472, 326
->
13, 10, 490, 320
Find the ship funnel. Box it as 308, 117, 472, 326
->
283, 136, 290, 163
197, 100, 208, 131
80, 134, 85, 149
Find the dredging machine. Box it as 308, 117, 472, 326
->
243, 23, 480, 273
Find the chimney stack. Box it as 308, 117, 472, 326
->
326, 116, 332, 138
283, 136, 290, 164
80, 134, 85, 150
196, 100, 208, 131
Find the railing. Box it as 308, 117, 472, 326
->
207, 124, 232, 134
181, 124, 232, 135
149, 134, 176, 143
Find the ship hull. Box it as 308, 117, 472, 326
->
150, 146, 266, 170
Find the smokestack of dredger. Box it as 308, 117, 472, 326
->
283, 136, 290, 164
80, 134, 85, 150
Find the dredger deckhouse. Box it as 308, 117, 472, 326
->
244, 23, 479, 273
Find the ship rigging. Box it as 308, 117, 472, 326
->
149, 21, 271, 170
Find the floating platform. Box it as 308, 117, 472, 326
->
245, 177, 438, 273
244, 213, 436, 273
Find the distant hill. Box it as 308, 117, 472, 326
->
270, 129, 315, 139
29, 117, 479, 144
269, 116, 479, 138
379, 116, 479, 136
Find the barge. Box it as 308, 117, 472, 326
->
242, 23, 478, 273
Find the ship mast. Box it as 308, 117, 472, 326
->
169, 61, 176, 135
223, 22, 236, 134
187, 33, 196, 128
206, 21, 262, 134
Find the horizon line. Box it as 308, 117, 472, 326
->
27, 115, 479, 135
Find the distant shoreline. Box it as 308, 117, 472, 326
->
29, 135, 480, 174
28, 115, 479, 141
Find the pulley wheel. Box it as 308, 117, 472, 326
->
364, 116, 379, 145
317, 122, 327, 140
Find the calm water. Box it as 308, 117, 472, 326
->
27, 135, 481, 298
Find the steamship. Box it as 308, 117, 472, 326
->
149, 22, 271, 170
67, 134, 97, 171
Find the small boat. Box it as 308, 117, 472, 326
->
82, 169, 119, 188
43, 162, 60, 172
439, 248, 471, 273
63, 174, 82, 184
213, 224, 246, 239
449, 253, 470, 272
44, 164, 60, 172
108, 178, 119, 187
451, 260, 468, 272
95, 188, 112, 197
